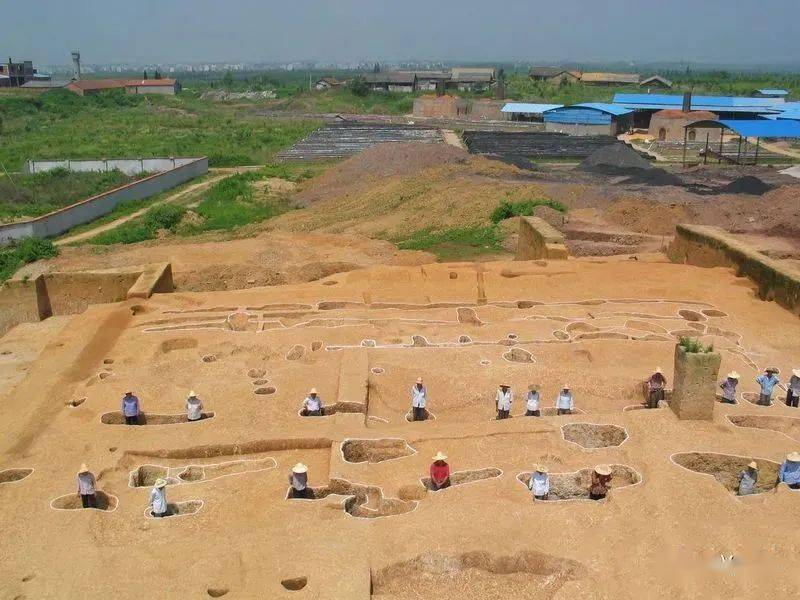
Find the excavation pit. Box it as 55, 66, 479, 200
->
288, 478, 417, 519
561, 423, 628, 449
371, 367, 385, 374
207, 588, 229, 598
51, 491, 118, 511
538, 407, 586, 417
405, 409, 436, 422
0, 468, 34, 484
254, 386, 276, 395
146, 500, 203, 518
300, 402, 365, 417
281, 577, 307, 591
129, 465, 181, 488
727, 415, 800, 442
422, 467, 502, 491
503, 348, 535, 363
517, 465, 641, 501
160, 338, 198, 353
671, 452, 780, 495
247, 368, 266, 378
702, 309, 728, 318
252, 378, 269, 385
341, 439, 415, 463
202, 355, 217, 363
678, 309, 706, 322
101, 411, 215, 425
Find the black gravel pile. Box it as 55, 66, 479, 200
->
718, 175, 773, 195
579, 143, 684, 186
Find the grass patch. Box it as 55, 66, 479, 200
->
395, 226, 503, 261
88, 203, 187, 245
0, 237, 59, 282
490, 199, 566, 224
679, 336, 714, 354
0, 168, 140, 222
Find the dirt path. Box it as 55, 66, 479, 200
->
55, 174, 227, 246
442, 129, 467, 150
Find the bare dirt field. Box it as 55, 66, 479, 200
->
1, 256, 800, 598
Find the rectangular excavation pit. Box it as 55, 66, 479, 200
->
727, 415, 800, 442
145, 500, 203, 518
101, 411, 215, 425
561, 423, 628, 449
671, 452, 780, 495
130, 458, 279, 487
341, 439, 416, 464
287, 478, 417, 519
0, 468, 34, 484
51, 491, 118, 512
421, 467, 502, 491
517, 465, 641, 501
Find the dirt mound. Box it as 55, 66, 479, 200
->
533, 205, 566, 228
579, 143, 654, 173
604, 198, 692, 236
293, 143, 471, 207
718, 176, 773, 195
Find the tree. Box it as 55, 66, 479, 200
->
154, 69, 162, 79
143, 70, 148, 80
222, 71, 235, 88
373, 62, 381, 73
349, 76, 369, 97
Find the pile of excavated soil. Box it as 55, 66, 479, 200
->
578, 143, 654, 172
718, 175, 773, 195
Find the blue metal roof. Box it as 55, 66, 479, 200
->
756, 89, 789, 96
777, 110, 800, 121
613, 93, 785, 111
501, 102, 564, 114
716, 119, 800, 138
548, 103, 633, 116
614, 102, 777, 114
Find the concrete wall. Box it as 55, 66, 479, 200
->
515, 217, 569, 261
412, 96, 469, 118
25, 157, 203, 175
1, 158, 207, 243
668, 224, 800, 315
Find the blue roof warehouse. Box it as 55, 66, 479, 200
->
542, 103, 634, 136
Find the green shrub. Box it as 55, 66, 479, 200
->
490, 199, 566, 224
679, 336, 715, 354
193, 172, 288, 231
89, 203, 186, 245
0, 237, 59, 282
396, 226, 503, 261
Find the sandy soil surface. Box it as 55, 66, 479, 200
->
1, 256, 800, 598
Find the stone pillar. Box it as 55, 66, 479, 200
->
670, 344, 721, 420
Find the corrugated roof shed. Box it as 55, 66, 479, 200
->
529, 67, 570, 78
692, 119, 800, 138
501, 102, 564, 114
571, 103, 634, 116
755, 89, 789, 96
363, 72, 417, 84
613, 93, 785, 109
581, 72, 640, 84
640, 75, 673, 87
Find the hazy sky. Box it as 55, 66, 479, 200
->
4, 0, 799, 65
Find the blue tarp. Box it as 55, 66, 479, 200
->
501, 102, 564, 114
717, 119, 800, 138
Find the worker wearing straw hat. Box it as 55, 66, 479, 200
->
786, 369, 800, 408
646, 367, 667, 409
186, 391, 204, 422
429, 451, 450, 490
121, 390, 140, 425
737, 461, 759, 496
556, 385, 574, 416
411, 377, 428, 422
301, 388, 324, 417
589, 465, 612, 500
525, 384, 541, 417
756, 367, 780, 406
288, 463, 310, 498
495, 384, 513, 420
149, 478, 168, 517
779, 452, 800, 490
76, 464, 97, 509
529, 466, 549, 500
719, 371, 740, 404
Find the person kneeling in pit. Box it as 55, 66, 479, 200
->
589, 465, 612, 500
529, 466, 549, 500
288, 463, 310, 498
150, 478, 168, 517
737, 461, 758, 496
646, 367, 666, 409
301, 388, 324, 417
556, 385, 573, 415
496, 384, 512, 420
525, 384, 541, 417
411, 377, 428, 421
77, 463, 97, 509
429, 452, 450, 490
186, 390, 204, 422
719, 371, 740, 404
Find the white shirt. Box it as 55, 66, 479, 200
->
186, 397, 203, 421
496, 389, 513, 411
529, 472, 549, 496
556, 392, 573, 410
526, 391, 540, 411
149, 487, 167, 515
303, 395, 322, 412
411, 385, 427, 408
77, 472, 96, 495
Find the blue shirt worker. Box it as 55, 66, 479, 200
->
755, 368, 780, 406
737, 461, 758, 496
121, 391, 140, 425
779, 452, 800, 490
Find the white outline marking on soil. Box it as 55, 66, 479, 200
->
285, 478, 420, 521
514, 464, 643, 504
421, 467, 505, 494
725, 414, 800, 444
339, 438, 417, 465
49, 491, 120, 513
99, 411, 216, 426
0, 467, 35, 486
128, 457, 277, 489
142, 500, 205, 520
560, 422, 630, 452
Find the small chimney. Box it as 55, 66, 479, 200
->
71, 51, 81, 81
682, 91, 691, 112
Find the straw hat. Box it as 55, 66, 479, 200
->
535, 465, 549, 474
787, 452, 800, 463
154, 478, 168, 489
727, 371, 740, 380
309, 388, 317, 395
292, 463, 308, 474
793, 368, 800, 378
499, 383, 510, 388
433, 451, 448, 461
188, 390, 196, 398
595, 464, 612, 476
766, 366, 780, 374
748, 461, 758, 470
78, 463, 89, 475
528, 384, 539, 392
125, 390, 133, 395
655, 367, 662, 374
416, 377, 423, 384
563, 384, 571, 390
